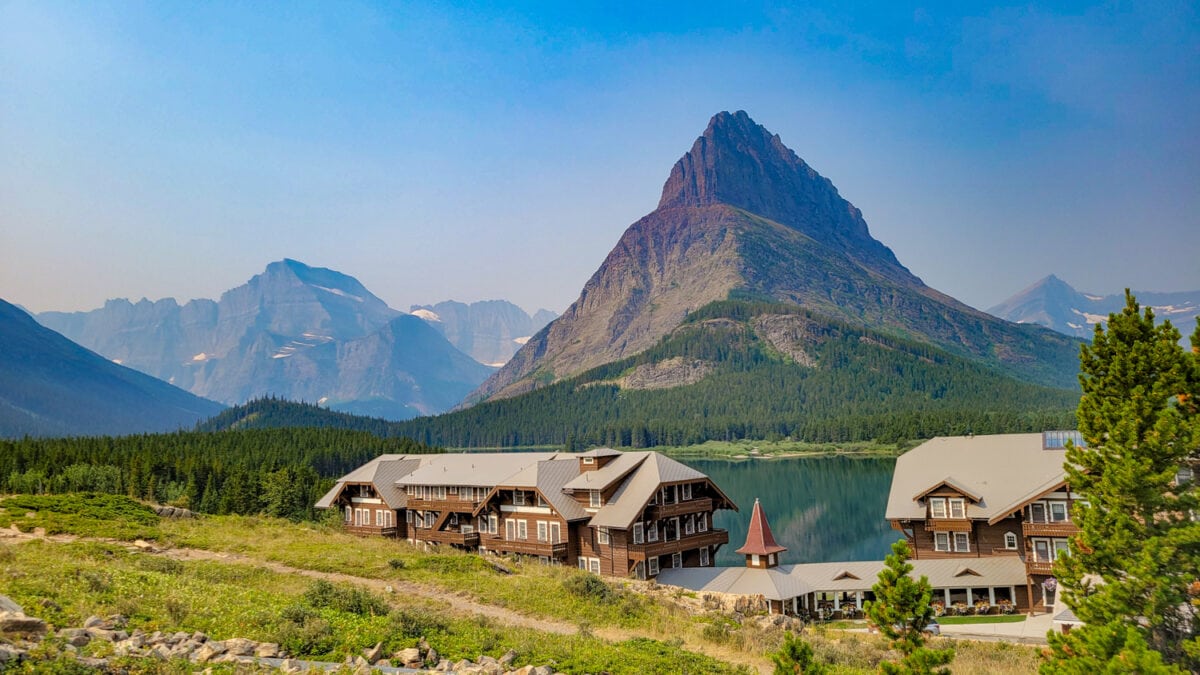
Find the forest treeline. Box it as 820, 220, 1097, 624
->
0, 427, 439, 520
204, 302, 1077, 449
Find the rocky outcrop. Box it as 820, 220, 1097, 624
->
616, 357, 715, 390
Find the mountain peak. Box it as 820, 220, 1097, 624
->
658, 110, 907, 277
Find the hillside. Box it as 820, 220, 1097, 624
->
37, 259, 492, 420
398, 300, 1076, 448
471, 111, 1081, 404
0, 299, 222, 438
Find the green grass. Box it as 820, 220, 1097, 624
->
0, 493, 161, 540
937, 614, 1028, 625
651, 438, 910, 459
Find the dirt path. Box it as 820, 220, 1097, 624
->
1, 528, 770, 673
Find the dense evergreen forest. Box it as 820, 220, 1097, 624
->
205, 301, 1078, 449
0, 428, 439, 520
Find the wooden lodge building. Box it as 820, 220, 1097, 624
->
884, 431, 1085, 613
315, 448, 738, 579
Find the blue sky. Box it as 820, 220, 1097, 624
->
2, 1, 1197, 315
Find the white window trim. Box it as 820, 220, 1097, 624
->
537, 521, 548, 542
647, 523, 659, 542
582, 457, 595, 465
1049, 501, 1068, 523
648, 556, 660, 576
589, 558, 600, 575
597, 527, 610, 545
684, 515, 695, 536
633, 522, 644, 545
513, 491, 526, 506
590, 490, 602, 508
934, 531, 950, 552
949, 498, 966, 519
1004, 531, 1018, 550
698, 513, 708, 532
517, 519, 528, 540
671, 552, 682, 569
699, 547, 709, 566
930, 497, 947, 519
681, 483, 693, 500
953, 532, 970, 552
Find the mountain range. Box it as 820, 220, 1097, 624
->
0, 299, 221, 438
470, 111, 1081, 405
37, 260, 494, 420
410, 300, 557, 366
989, 275, 1200, 340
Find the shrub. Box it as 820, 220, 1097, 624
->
388, 558, 405, 570
275, 616, 335, 656
302, 580, 389, 616
563, 573, 613, 603
389, 607, 447, 639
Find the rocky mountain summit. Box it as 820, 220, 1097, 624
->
469, 111, 1080, 403
37, 260, 492, 420
989, 275, 1200, 340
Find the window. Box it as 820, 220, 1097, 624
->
583, 457, 595, 465
635, 561, 645, 580
514, 491, 526, 506
681, 483, 693, 500
406, 510, 414, 524
1034, 538, 1052, 562
597, 527, 610, 545
375, 510, 383, 526
929, 498, 947, 519
648, 556, 660, 576
699, 547, 709, 566
479, 516, 488, 533
448, 486, 457, 495
698, 513, 708, 532
537, 493, 548, 508
537, 521, 548, 542
684, 515, 695, 536
425, 512, 435, 528
434, 486, 446, 500
934, 532, 951, 552
671, 552, 682, 569
633, 523, 644, 545
647, 523, 659, 542
1030, 503, 1047, 523
589, 491, 601, 508
589, 558, 601, 575
1053, 539, 1070, 559
949, 498, 965, 519
488, 515, 498, 534
517, 519, 528, 540
662, 487, 676, 505
578, 558, 588, 570
449, 513, 458, 526
549, 522, 560, 544
953, 532, 970, 552
506, 519, 516, 540
1049, 501, 1068, 522
768, 553, 776, 566
752, 554, 760, 566
1004, 531, 1018, 550
344, 506, 352, 522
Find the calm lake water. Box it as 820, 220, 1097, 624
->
681, 456, 900, 567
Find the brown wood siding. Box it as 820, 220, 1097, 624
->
903, 518, 1024, 559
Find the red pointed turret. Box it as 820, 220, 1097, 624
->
736, 498, 786, 568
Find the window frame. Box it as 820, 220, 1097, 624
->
513, 490, 526, 506
953, 532, 970, 552
597, 527, 610, 545
648, 557, 659, 576
699, 547, 709, 566
1003, 531, 1018, 550
948, 498, 966, 519
517, 519, 528, 540
632, 522, 644, 545
934, 531, 951, 552
671, 552, 682, 569
589, 490, 602, 508
537, 521, 548, 542
929, 497, 947, 519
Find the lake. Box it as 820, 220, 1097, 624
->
681, 455, 900, 566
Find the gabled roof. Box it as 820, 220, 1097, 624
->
563, 451, 646, 492
986, 476, 1069, 525
886, 433, 1071, 522
585, 452, 738, 530
912, 477, 982, 503
315, 454, 421, 510
397, 452, 564, 488
580, 447, 622, 458
480, 458, 589, 521
736, 498, 787, 556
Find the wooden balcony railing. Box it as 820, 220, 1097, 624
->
415, 529, 480, 547
1026, 560, 1056, 576
1022, 521, 1078, 537
629, 529, 728, 559
480, 535, 568, 558
647, 498, 714, 520
927, 518, 973, 532
405, 497, 482, 513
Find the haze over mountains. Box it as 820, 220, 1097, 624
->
410, 301, 557, 366
470, 111, 1081, 404
989, 275, 1200, 340
37, 260, 504, 420
0, 299, 221, 438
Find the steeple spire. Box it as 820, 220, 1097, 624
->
735, 498, 787, 568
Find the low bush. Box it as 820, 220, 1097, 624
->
562, 572, 613, 603
389, 607, 448, 639
302, 580, 389, 617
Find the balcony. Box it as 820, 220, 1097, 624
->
927, 518, 973, 532
647, 497, 714, 520
1026, 560, 1056, 576
416, 529, 480, 547
1022, 521, 1078, 537
480, 535, 568, 558
405, 497, 482, 513
345, 525, 397, 537
629, 529, 729, 559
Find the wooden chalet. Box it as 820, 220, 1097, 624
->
316, 448, 738, 578
884, 431, 1086, 612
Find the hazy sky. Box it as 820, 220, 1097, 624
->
3, 1, 1197, 316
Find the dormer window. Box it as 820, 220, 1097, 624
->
949, 498, 965, 519
930, 497, 965, 519
590, 490, 602, 508
1004, 532, 1018, 549
1049, 501, 1068, 522
583, 457, 595, 465
514, 490, 526, 506
930, 498, 947, 518
681, 483, 693, 500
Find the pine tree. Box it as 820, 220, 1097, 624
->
864, 539, 953, 674
770, 631, 828, 674
1042, 293, 1199, 672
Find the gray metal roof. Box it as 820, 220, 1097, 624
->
563, 452, 646, 491
885, 434, 1070, 523
315, 455, 420, 510
580, 447, 622, 458
587, 452, 734, 529
658, 556, 1028, 601
397, 452, 564, 488
489, 458, 590, 521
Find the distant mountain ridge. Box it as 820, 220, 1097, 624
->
37, 260, 492, 420
470, 110, 1081, 404
0, 298, 222, 438
988, 275, 1200, 339
410, 300, 557, 366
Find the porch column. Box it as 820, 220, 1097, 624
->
944, 588, 951, 606
989, 588, 996, 605
856, 591, 863, 610
966, 588, 973, 605
793, 597, 798, 615
833, 594, 841, 611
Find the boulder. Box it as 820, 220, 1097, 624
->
223, 637, 256, 656
362, 641, 383, 664
0, 611, 46, 635
0, 645, 24, 664
0, 594, 23, 614
499, 649, 516, 667
397, 646, 422, 667
83, 615, 104, 629
255, 642, 281, 658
